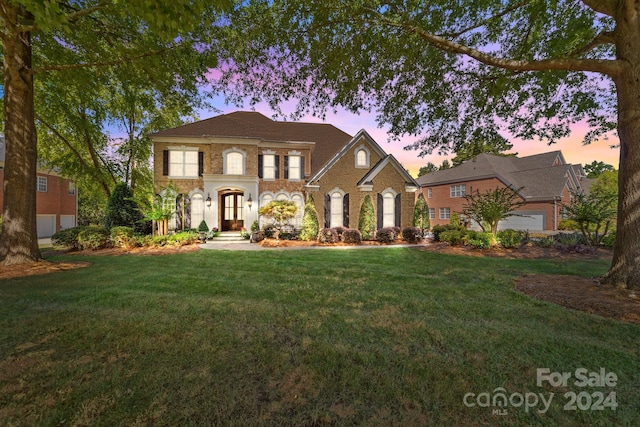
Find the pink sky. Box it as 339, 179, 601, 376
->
210, 102, 619, 177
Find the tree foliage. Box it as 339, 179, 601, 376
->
299, 194, 319, 241
563, 190, 617, 246
258, 200, 298, 235
584, 161, 615, 178
214, 0, 640, 288
451, 130, 516, 166
417, 162, 438, 177
104, 183, 145, 233
462, 187, 526, 236
357, 195, 376, 240
413, 193, 430, 233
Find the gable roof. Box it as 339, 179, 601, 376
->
151, 111, 352, 174
307, 129, 418, 189
415, 151, 581, 200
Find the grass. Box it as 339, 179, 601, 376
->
0, 248, 637, 426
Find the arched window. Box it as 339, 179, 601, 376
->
191, 193, 204, 228
383, 192, 395, 228
259, 193, 274, 228
331, 191, 344, 228
224, 150, 245, 175
355, 146, 370, 168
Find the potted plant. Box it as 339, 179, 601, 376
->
207, 227, 219, 239
249, 220, 263, 243
197, 220, 209, 242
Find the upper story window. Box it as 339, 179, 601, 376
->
287, 155, 302, 180
429, 208, 435, 219
223, 148, 246, 175
450, 184, 466, 198
427, 188, 432, 198
169, 149, 199, 177
355, 145, 370, 168
263, 154, 276, 180
68, 182, 76, 195
37, 176, 48, 192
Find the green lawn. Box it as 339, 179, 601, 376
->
1, 248, 637, 426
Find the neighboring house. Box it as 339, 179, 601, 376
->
0, 136, 78, 238
415, 151, 586, 231
150, 111, 418, 233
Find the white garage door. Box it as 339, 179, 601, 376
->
37, 215, 56, 238
60, 215, 76, 230
498, 213, 544, 231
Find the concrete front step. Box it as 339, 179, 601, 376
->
209, 233, 249, 243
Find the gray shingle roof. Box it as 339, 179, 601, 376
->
416, 151, 579, 200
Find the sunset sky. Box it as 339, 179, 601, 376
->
207, 101, 620, 178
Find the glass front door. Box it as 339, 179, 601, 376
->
221, 192, 244, 231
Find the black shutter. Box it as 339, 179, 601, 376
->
343, 193, 350, 227
324, 193, 331, 228
258, 155, 263, 179
301, 156, 305, 178
163, 150, 169, 176
284, 156, 289, 179
275, 155, 280, 179
395, 193, 401, 227
377, 193, 383, 229
184, 195, 191, 229
198, 152, 204, 176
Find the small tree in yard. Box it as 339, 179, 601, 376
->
299, 194, 319, 241
564, 173, 618, 246
462, 187, 526, 237
413, 194, 430, 235
104, 183, 145, 233
358, 195, 376, 240
258, 200, 298, 239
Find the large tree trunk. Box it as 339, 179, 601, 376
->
0, 5, 42, 265
602, 7, 640, 289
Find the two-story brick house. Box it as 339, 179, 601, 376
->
415, 151, 586, 231
0, 136, 78, 237
150, 111, 418, 233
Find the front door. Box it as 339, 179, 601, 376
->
221, 192, 245, 231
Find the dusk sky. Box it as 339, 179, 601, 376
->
206, 100, 620, 178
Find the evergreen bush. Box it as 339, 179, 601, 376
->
299, 194, 320, 241
357, 195, 376, 240
439, 229, 467, 246
110, 226, 134, 248
197, 220, 209, 232
497, 229, 523, 248
51, 226, 87, 250
376, 227, 396, 244
463, 230, 493, 249
77, 226, 110, 250
104, 183, 144, 233
413, 194, 430, 233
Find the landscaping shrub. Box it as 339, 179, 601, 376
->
150, 231, 198, 247
376, 227, 397, 244
439, 229, 467, 246
357, 195, 376, 240
554, 232, 586, 246
77, 226, 110, 250
299, 194, 319, 241
342, 228, 362, 245
431, 224, 451, 241
197, 220, 209, 232
317, 227, 339, 243
401, 226, 422, 243
497, 229, 523, 248
263, 224, 276, 238
51, 226, 87, 250
391, 226, 401, 236
104, 183, 144, 233
333, 226, 346, 238
602, 231, 616, 248
558, 218, 579, 231
463, 230, 493, 249
278, 230, 300, 240
110, 226, 134, 248
535, 235, 556, 248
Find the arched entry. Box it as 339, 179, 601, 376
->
220, 190, 245, 231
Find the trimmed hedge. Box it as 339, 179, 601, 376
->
318, 228, 339, 244
51, 226, 87, 250
439, 229, 466, 246
110, 226, 134, 248
463, 231, 493, 249
401, 226, 422, 244
77, 226, 110, 250
497, 229, 523, 249
342, 228, 362, 245
376, 227, 397, 244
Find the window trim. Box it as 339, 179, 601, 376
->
223, 147, 246, 175
450, 184, 466, 198
329, 188, 346, 228
354, 145, 370, 168
37, 176, 48, 192
287, 154, 302, 181
168, 147, 200, 178
427, 188, 432, 198
262, 154, 276, 181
